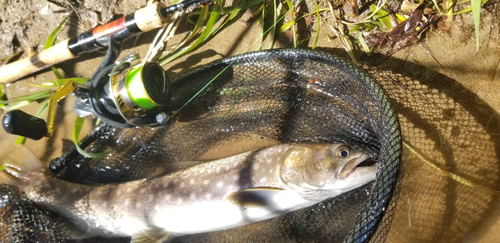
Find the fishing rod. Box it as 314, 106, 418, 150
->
2, 0, 213, 140
0, 0, 212, 84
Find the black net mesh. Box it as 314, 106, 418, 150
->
0, 184, 68, 242
0, 49, 402, 242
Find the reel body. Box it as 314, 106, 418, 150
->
80, 60, 171, 128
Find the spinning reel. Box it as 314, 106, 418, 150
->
3, 35, 172, 140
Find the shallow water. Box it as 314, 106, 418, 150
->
0, 0, 499, 242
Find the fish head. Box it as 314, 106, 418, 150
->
279, 143, 377, 201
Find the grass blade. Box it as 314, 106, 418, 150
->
258, 3, 265, 51
471, 0, 481, 50
270, 0, 278, 49
45, 11, 72, 82
159, 0, 222, 66
37, 77, 89, 87
357, 31, 371, 53
14, 136, 27, 145
213, 0, 265, 36
312, 0, 320, 49
73, 116, 108, 158
454, 0, 488, 14
0, 101, 31, 111
0, 85, 4, 106
157, 0, 265, 66
0, 90, 53, 105
44, 12, 71, 50
370, 4, 392, 29
404, 141, 500, 195
284, 0, 297, 47
0, 89, 52, 113
328, 2, 358, 65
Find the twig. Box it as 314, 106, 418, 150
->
327, 1, 358, 65
143, 11, 183, 64
403, 141, 500, 195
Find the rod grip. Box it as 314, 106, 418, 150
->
2, 110, 48, 140
134, 2, 169, 32
0, 39, 77, 84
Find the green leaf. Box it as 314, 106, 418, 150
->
14, 136, 27, 145
0, 85, 4, 107
429, 0, 445, 15
0, 100, 31, 111
370, 4, 392, 29
284, 0, 297, 47
187, 6, 210, 44
159, 1, 222, 65
0, 90, 53, 105
357, 31, 371, 53
471, 0, 481, 51
51, 67, 64, 80
73, 116, 108, 158
44, 11, 72, 50
454, 0, 488, 14
157, 0, 265, 66
0, 90, 53, 112
211, 0, 260, 37
37, 77, 89, 87
35, 99, 49, 117
45, 11, 72, 81
269, 0, 277, 49
258, 3, 265, 51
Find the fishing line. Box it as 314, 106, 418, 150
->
167, 12, 288, 121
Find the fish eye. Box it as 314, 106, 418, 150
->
336, 146, 350, 158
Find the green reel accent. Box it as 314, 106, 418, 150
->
126, 63, 171, 110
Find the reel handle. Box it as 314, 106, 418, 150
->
2, 110, 48, 140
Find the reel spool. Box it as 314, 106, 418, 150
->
2, 36, 172, 140
83, 57, 172, 128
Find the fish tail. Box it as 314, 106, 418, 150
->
0, 144, 44, 187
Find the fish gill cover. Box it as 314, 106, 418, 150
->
0, 49, 402, 242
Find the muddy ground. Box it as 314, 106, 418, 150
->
0, 0, 499, 242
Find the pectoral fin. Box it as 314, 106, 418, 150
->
228, 187, 309, 210
131, 228, 171, 243
227, 188, 284, 208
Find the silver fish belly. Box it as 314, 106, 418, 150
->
2, 143, 377, 240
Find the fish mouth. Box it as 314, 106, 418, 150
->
339, 155, 377, 180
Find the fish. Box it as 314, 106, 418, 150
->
0, 143, 377, 243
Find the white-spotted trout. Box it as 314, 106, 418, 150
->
0, 143, 376, 242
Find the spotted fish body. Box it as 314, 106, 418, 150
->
2, 143, 377, 240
